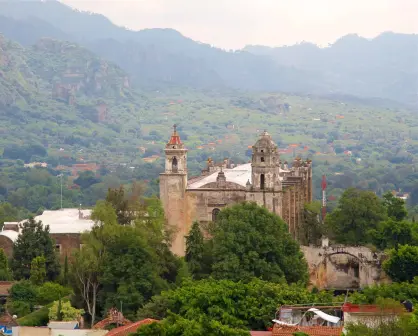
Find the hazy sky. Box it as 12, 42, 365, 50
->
61, 0, 418, 49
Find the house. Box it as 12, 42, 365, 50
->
0, 209, 95, 261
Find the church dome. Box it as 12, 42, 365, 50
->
253, 130, 277, 149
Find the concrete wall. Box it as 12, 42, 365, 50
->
12, 327, 108, 336
343, 313, 398, 334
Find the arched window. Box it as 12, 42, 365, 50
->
172, 157, 178, 172
261, 157, 265, 162
212, 208, 220, 221
260, 174, 265, 190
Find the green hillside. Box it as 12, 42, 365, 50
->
0, 18, 417, 219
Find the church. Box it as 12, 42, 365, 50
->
159, 126, 313, 256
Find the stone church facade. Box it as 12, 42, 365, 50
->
160, 126, 313, 256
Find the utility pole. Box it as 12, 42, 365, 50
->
58, 174, 63, 209
321, 175, 327, 223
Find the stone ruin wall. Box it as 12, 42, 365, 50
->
302, 244, 391, 290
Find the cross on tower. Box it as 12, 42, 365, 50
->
173, 124, 177, 133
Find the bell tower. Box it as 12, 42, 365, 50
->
159, 125, 188, 255
251, 130, 281, 191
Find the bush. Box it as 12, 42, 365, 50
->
37, 282, 72, 305
7, 300, 31, 317
48, 300, 84, 321
9, 281, 38, 307
17, 304, 51, 326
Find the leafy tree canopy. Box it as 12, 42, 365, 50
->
11, 217, 60, 281
325, 188, 387, 245
383, 245, 418, 283
138, 278, 333, 331
208, 202, 308, 284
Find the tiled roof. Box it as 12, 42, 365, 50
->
0, 282, 14, 296
106, 319, 158, 336
250, 331, 272, 336
272, 325, 343, 336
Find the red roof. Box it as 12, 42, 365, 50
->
250, 332, 272, 336
106, 319, 158, 336
272, 325, 343, 336
0, 281, 14, 296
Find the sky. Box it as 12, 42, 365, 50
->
61, 0, 418, 49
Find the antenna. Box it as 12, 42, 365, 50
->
321, 175, 327, 222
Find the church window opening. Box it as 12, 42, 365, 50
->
261, 150, 264, 153
172, 157, 178, 172
260, 174, 265, 190
261, 157, 265, 162
212, 208, 220, 221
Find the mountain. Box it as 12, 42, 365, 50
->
0, 33, 149, 165
244, 33, 418, 106
0, 0, 417, 105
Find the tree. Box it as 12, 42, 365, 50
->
208, 202, 308, 284
325, 188, 387, 245
135, 313, 251, 336
30, 255, 46, 285
185, 221, 205, 279
37, 282, 72, 305
98, 223, 167, 319
137, 278, 332, 331
71, 228, 104, 326
298, 201, 323, 246
62, 254, 69, 286
383, 191, 408, 221
0, 248, 12, 280
12, 218, 60, 281
48, 300, 84, 321
383, 245, 418, 282
105, 186, 137, 225
372, 219, 415, 250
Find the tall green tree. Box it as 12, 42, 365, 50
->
383, 191, 408, 221
185, 221, 206, 279
208, 202, 308, 284
325, 188, 386, 245
0, 248, 12, 280
12, 218, 60, 281
105, 186, 137, 225
30, 255, 47, 285
383, 245, 418, 283
71, 231, 104, 327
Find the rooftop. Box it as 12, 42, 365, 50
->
272, 325, 343, 336
20, 209, 95, 234
188, 163, 252, 189
106, 319, 158, 336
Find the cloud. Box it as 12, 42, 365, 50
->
61, 0, 418, 49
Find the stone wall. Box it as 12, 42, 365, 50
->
302, 245, 390, 290
51, 233, 82, 262
0, 236, 14, 258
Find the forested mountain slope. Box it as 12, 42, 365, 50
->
0, 0, 417, 104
